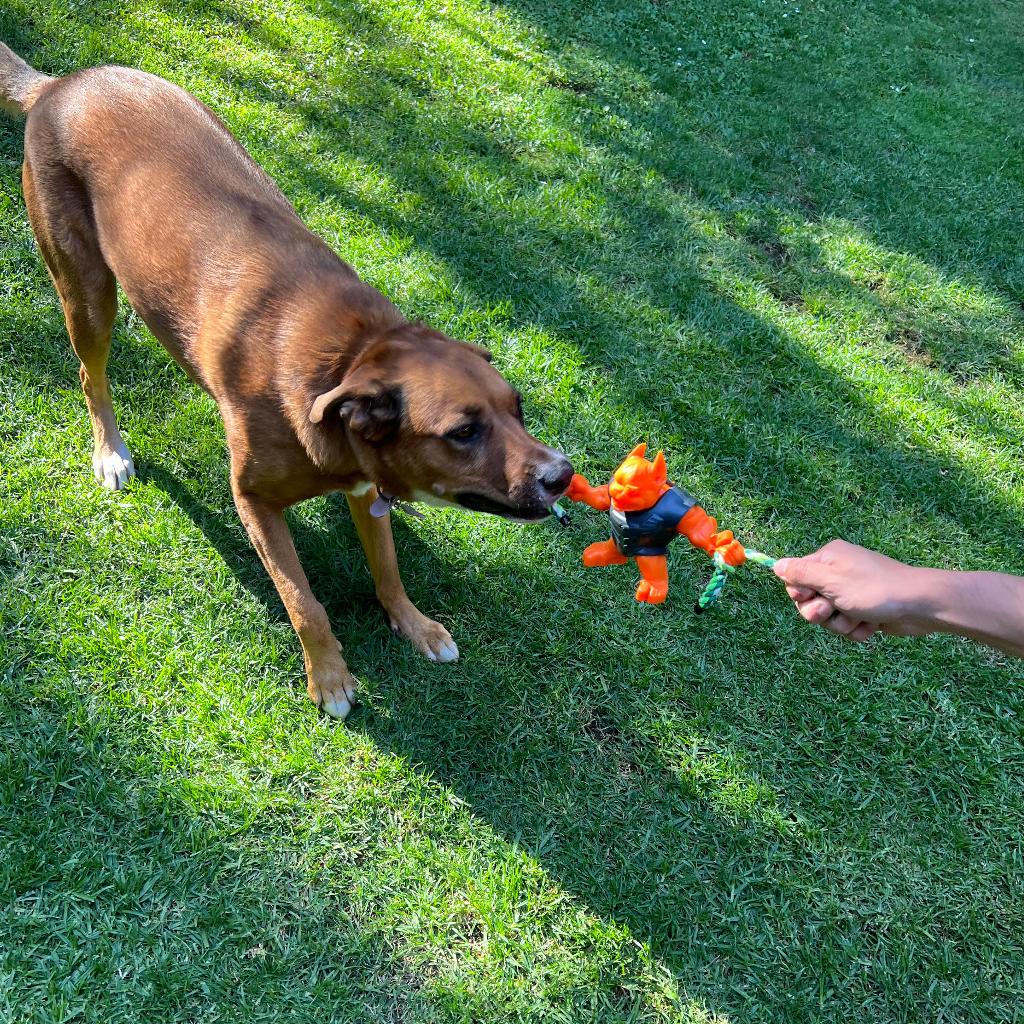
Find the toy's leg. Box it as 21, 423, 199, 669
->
582, 538, 628, 567
634, 555, 669, 604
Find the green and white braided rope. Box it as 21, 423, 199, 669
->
695, 548, 777, 613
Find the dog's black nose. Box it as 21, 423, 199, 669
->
538, 458, 574, 497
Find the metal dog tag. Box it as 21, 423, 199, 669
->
370, 489, 426, 519
369, 493, 391, 517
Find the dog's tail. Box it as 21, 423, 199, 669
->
0, 41, 52, 116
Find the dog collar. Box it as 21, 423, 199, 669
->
369, 487, 426, 520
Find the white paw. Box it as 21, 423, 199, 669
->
321, 694, 353, 720
429, 641, 460, 663
92, 444, 135, 491
387, 603, 459, 664
309, 663, 358, 721
421, 638, 458, 663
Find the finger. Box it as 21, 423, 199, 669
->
785, 584, 817, 602
796, 596, 835, 625
775, 546, 834, 573
822, 611, 860, 635
773, 555, 835, 592
848, 621, 879, 642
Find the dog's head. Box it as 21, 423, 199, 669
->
608, 443, 670, 511
309, 325, 573, 521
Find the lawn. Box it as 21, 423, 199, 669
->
1, 0, 1023, 1019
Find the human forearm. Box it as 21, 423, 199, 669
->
913, 569, 1024, 658
774, 540, 1024, 659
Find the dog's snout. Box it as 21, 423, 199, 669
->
538, 457, 574, 497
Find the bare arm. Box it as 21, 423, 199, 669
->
774, 539, 1024, 659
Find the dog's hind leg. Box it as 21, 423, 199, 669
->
23, 157, 134, 489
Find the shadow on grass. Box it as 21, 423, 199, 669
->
0, 666, 449, 1021
137, 463, 399, 640
485, 0, 1024, 303
125, 442, 1024, 1019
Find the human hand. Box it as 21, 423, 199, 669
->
773, 539, 936, 642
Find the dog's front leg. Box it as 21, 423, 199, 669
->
233, 490, 357, 719
346, 489, 459, 663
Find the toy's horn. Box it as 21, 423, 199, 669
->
653, 450, 667, 481
628, 443, 647, 458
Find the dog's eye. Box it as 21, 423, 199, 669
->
449, 424, 479, 442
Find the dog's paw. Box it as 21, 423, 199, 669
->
389, 602, 459, 663
307, 658, 358, 720
92, 443, 136, 491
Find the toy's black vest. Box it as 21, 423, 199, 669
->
609, 485, 697, 557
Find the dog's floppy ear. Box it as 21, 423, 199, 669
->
309, 371, 403, 442
454, 340, 493, 362
309, 382, 350, 425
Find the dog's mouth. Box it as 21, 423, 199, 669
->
455, 492, 550, 522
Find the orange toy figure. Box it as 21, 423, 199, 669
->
564, 444, 746, 604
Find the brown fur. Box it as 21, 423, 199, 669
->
4, 44, 572, 719
0, 41, 51, 115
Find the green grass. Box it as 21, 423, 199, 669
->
2, 0, 1024, 1019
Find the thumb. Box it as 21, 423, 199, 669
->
773, 554, 835, 592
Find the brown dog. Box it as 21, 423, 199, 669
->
3, 43, 572, 719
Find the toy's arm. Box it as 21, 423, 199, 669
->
677, 506, 746, 566
564, 474, 611, 511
